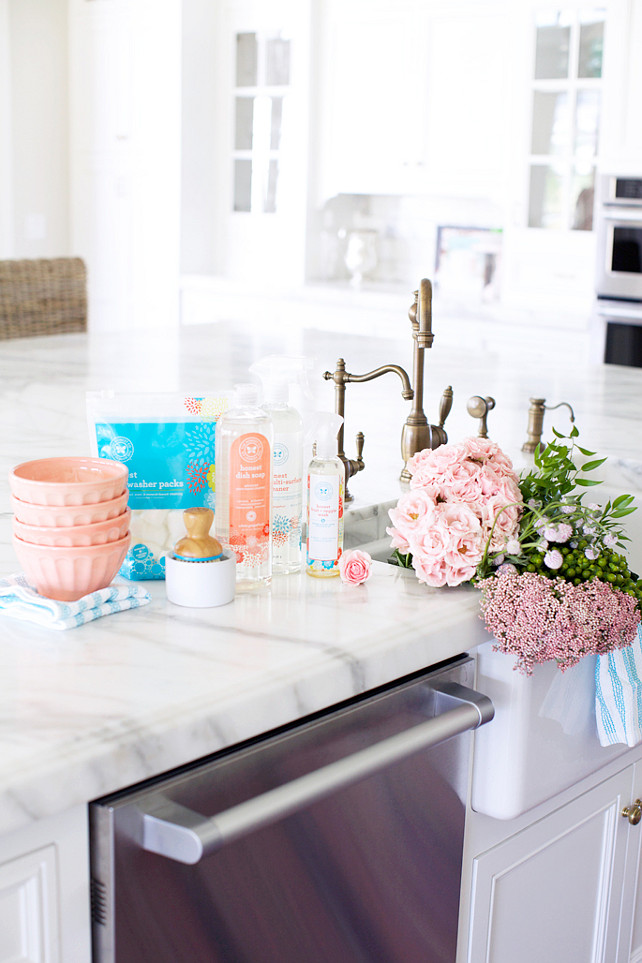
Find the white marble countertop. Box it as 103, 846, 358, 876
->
1, 315, 641, 838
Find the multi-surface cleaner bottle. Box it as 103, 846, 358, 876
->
215, 383, 273, 590
251, 357, 304, 575
306, 412, 344, 578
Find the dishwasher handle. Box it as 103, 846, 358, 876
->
139, 680, 494, 865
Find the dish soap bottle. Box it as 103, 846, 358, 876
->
250, 356, 304, 575
215, 383, 273, 590
306, 412, 344, 578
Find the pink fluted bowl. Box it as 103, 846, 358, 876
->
9, 457, 128, 506
13, 509, 131, 547
11, 491, 129, 527
12, 533, 131, 601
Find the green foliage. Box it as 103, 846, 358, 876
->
478, 427, 642, 611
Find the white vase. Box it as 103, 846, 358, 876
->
344, 229, 378, 287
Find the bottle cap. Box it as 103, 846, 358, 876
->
233, 383, 260, 407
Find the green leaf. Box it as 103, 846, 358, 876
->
574, 478, 602, 487
613, 494, 635, 509
577, 446, 597, 457
581, 458, 606, 472
611, 507, 637, 518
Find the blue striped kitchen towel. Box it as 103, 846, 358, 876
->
595, 626, 642, 747
0, 573, 151, 630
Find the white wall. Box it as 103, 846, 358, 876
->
3, 0, 70, 258
181, 0, 222, 275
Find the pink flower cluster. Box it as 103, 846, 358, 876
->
479, 571, 641, 675
387, 437, 523, 587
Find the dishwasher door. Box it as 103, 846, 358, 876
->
90, 656, 493, 963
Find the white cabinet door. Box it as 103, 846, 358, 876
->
466, 768, 634, 963
318, 0, 426, 198
69, 0, 181, 332
0, 846, 59, 963
317, 0, 510, 200
621, 762, 642, 963
0, 805, 91, 963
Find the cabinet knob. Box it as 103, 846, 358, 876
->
622, 799, 642, 825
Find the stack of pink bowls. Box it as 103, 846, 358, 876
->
9, 457, 131, 601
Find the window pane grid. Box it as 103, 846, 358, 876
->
527, 8, 603, 232
232, 31, 291, 215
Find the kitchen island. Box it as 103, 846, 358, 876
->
2, 316, 642, 962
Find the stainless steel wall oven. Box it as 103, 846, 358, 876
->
89, 655, 493, 963
595, 174, 642, 365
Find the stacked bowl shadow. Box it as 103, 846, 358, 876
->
9, 457, 130, 601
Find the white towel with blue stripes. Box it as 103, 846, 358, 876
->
595, 626, 642, 747
0, 573, 151, 630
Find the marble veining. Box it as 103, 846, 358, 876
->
1, 319, 641, 838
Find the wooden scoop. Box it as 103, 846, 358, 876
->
172, 507, 223, 561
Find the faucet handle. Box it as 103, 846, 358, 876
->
467, 395, 496, 439
428, 386, 453, 448
438, 386, 453, 429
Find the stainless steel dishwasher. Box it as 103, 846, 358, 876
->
90, 655, 493, 963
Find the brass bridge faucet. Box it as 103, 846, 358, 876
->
400, 279, 453, 483
323, 278, 453, 499
323, 358, 413, 501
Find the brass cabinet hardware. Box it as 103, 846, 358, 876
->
622, 799, 642, 825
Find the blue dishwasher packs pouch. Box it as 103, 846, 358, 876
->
87, 392, 229, 580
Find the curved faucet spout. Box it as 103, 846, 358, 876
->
343, 363, 414, 400
322, 359, 414, 501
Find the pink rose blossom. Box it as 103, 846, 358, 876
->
339, 550, 373, 586
388, 437, 523, 588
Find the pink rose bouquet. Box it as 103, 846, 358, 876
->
387, 437, 523, 588
339, 549, 373, 586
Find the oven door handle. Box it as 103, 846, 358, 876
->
600, 211, 642, 225
138, 681, 494, 865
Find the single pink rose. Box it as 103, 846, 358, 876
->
460, 436, 516, 475
387, 488, 439, 551
410, 502, 484, 587
408, 443, 465, 488
339, 549, 373, 585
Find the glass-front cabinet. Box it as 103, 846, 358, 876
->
527, 7, 605, 231
216, 1, 311, 286
232, 30, 291, 214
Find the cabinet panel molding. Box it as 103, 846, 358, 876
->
0, 845, 59, 963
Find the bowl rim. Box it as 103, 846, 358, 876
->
10, 489, 129, 510
12, 531, 131, 554
13, 507, 130, 537
10, 456, 128, 487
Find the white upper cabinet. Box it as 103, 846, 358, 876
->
316, 0, 510, 200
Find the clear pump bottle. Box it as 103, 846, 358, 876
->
306, 412, 344, 578
215, 383, 273, 590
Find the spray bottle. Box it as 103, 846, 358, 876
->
306, 412, 344, 578
215, 383, 273, 590
250, 356, 306, 575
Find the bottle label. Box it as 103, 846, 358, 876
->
272, 432, 303, 548
229, 432, 271, 564
308, 473, 341, 562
